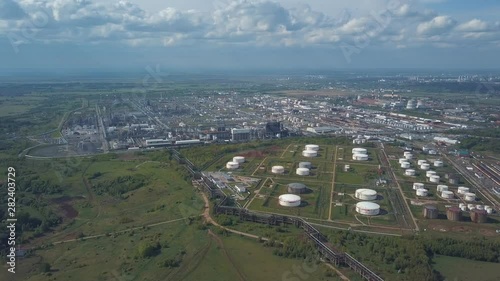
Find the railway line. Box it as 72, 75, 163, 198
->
377, 143, 417, 231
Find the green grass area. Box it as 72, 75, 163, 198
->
432, 255, 500, 281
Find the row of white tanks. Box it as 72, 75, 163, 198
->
226, 156, 246, 169
352, 148, 368, 161
458, 203, 494, 214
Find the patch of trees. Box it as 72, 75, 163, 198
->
267, 236, 317, 259
160, 250, 186, 268
424, 238, 500, 263
92, 174, 149, 197
457, 137, 500, 153
448, 128, 500, 138
137, 241, 162, 258
18, 175, 63, 194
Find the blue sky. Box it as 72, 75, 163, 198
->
1, 0, 499, 72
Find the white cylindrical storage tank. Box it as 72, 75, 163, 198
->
403, 151, 412, 157
459, 203, 466, 209
233, 156, 245, 163
441, 190, 454, 199
404, 153, 413, 160
401, 162, 411, 169
416, 188, 428, 197
465, 192, 476, 202
476, 205, 484, 210
429, 175, 440, 183
413, 183, 425, 190
485, 206, 493, 214
299, 162, 312, 169
271, 166, 285, 174
460, 205, 467, 212
355, 202, 380, 216
420, 163, 430, 170
437, 185, 448, 192
296, 168, 310, 176
226, 162, 239, 170
302, 150, 318, 158
417, 160, 427, 166
467, 204, 475, 210
352, 153, 369, 161
457, 186, 470, 194
399, 158, 408, 164
405, 169, 416, 176
426, 171, 437, 178
434, 160, 444, 167
305, 144, 319, 151
352, 148, 368, 154
279, 194, 301, 207
355, 189, 378, 201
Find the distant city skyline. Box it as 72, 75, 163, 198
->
1, 0, 500, 72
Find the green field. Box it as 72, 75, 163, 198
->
433, 255, 500, 281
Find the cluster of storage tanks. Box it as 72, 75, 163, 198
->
226, 156, 245, 170
424, 205, 492, 223
302, 144, 319, 158
352, 148, 368, 161
446, 206, 490, 223
354, 188, 380, 215
436, 185, 478, 202
401, 153, 444, 179
279, 183, 310, 207
412, 183, 429, 197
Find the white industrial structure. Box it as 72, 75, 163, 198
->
416, 188, 428, 197
457, 186, 470, 194
437, 185, 448, 192
355, 202, 380, 216
302, 150, 318, 157
233, 156, 245, 163
426, 170, 437, 178
434, 160, 444, 167
352, 148, 368, 154
399, 158, 408, 164
296, 168, 310, 176
405, 169, 416, 176
355, 189, 378, 201
485, 206, 493, 214
417, 160, 427, 166
305, 144, 319, 151
226, 162, 239, 170
279, 194, 301, 207
271, 166, 285, 174
352, 153, 369, 161
465, 192, 476, 202
404, 153, 413, 160
413, 183, 425, 190
299, 162, 312, 169
441, 190, 454, 199
401, 162, 411, 169
420, 163, 430, 170
429, 175, 440, 183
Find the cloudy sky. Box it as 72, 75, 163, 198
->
1, 0, 499, 72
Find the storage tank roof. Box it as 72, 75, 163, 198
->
356, 202, 380, 209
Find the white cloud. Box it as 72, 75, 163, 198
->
0, 0, 498, 51
417, 15, 456, 35
456, 19, 488, 32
